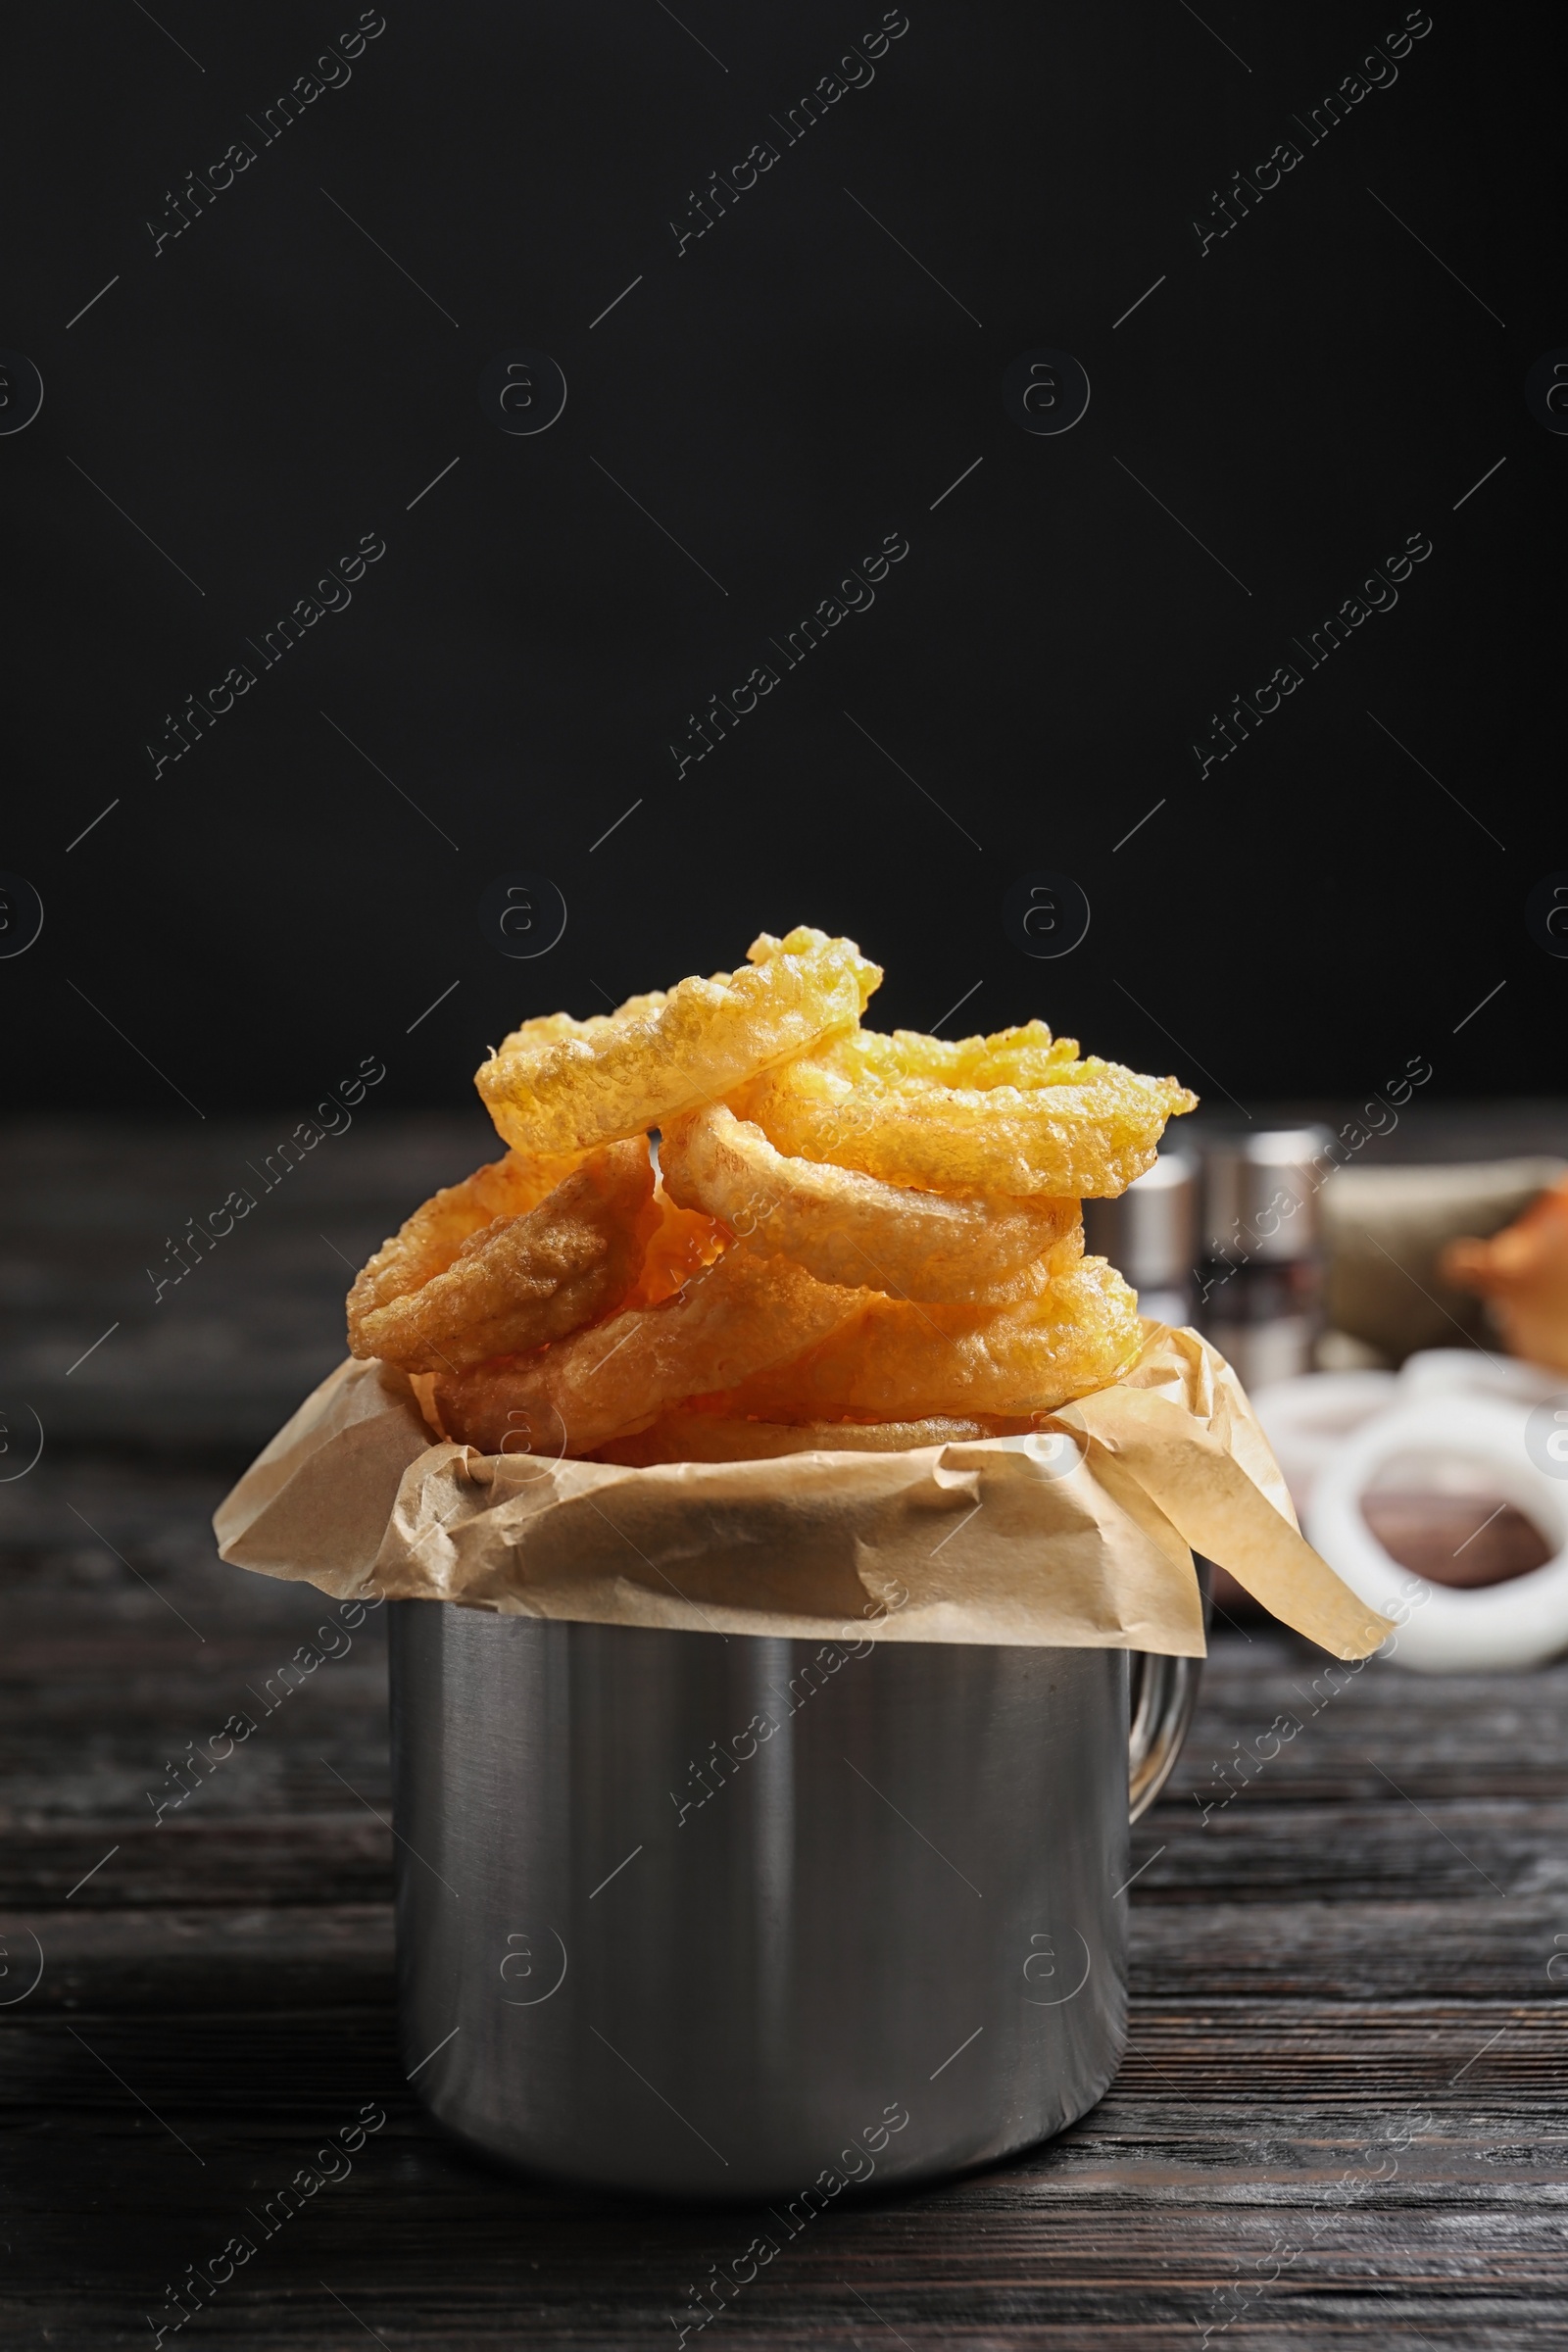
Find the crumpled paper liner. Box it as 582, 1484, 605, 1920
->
213, 1325, 1393, 1660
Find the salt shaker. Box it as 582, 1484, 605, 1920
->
1083, 1150, 1200, 1331
1198, 1128, 1333, 1388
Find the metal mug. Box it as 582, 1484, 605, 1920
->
390, 1602, 1200, 2200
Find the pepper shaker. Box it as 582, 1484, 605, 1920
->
1198, 1127, 1333, 1388
1083, 1150, 1200, 1331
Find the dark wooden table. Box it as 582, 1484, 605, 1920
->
4, 1116, 1566, 2349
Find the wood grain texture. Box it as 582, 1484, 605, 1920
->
2, 1116, 1567, 2348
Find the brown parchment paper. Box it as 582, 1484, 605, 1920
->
213, 1325, 1393, 1660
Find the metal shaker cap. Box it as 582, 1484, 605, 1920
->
1201, 1127, 1333, 1262
1082, 1149, 1200, 1287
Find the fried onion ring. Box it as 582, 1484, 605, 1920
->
349, 1139, 659, 1374
432, 1245, 865, 1457
590, 1411, 1031, 1465
659, 1102, 1077, 1299
706, 1253, 1142, 1423
734, 1024, 1196, 1198
347, 1145, 590, 1334
474, 926, 880, 1156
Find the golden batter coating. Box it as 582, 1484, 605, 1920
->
475, 927, 880, 1156
431, 1244, 865, 1457
659, 1102, 1078, 1299
734, 1024, 1195, 1199
708, 1254, 1142, 1425
347, 1146, 589, 1330
349, 1140, 657, 1373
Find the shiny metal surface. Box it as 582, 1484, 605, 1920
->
1200, 1128, 1332, 1384
1128, 1649, 1204, 1821
1200, 1127, 1334, 1261
391, 1605, 1200, 2199
1083, 1149, 1200, 1293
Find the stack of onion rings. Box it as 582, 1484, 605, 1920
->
345, 925, 1196, 1456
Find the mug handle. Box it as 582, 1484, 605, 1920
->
1126, 1561, 1211, 1825
1127, 1653, 1203, 1822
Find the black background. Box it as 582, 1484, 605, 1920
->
2, 0, 1558, 1119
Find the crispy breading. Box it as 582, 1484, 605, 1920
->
474, 927, 879, 1155
432, 1244, 866, 1456
660, 1102, 1077, 1298
347, 1146, 589, 1329
590, 1411, 1030, 1464
734, 1024, 1196, 1198
709, 1254, 1142, 1424
350, 1141, 657, 1373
